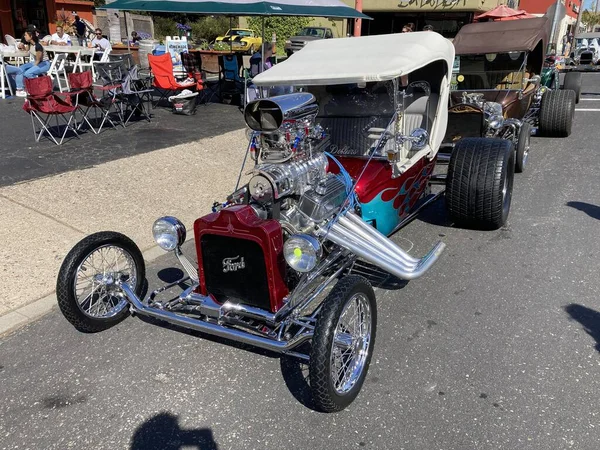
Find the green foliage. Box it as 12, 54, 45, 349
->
152, 15, 232, 43
247, 16, 312, 53
153, 16, 177, 41
582, 10, 600, 31
190, 16, 232, 43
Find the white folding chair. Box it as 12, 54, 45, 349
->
48, 53, 70, 92
1, 57, 15, 99
100, 47, 111, 62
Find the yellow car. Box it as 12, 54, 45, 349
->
215, 28, 262, 54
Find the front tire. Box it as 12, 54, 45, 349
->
446, 138, 515, 230
56, 232, 145, 333
515, 121, 532, 173
563, 72, 582, 103
309, 275, 377, 413
539, 89, 576, 137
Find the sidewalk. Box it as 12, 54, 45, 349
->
0, 112, 248, 334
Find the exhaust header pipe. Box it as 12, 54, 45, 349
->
319, 212, 445, 281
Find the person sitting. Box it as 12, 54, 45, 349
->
5, 30, 51, 97
249, 42, 274, 77
130, 31, 141, 45
91, 28, 111, 60
50, 26, 72, 46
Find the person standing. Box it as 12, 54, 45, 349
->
74, 15, 87, 46
91, 28, 111, 60
5, 30, 51, 97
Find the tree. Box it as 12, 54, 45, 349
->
247, 16, 312, 48
581, 10, 600, 31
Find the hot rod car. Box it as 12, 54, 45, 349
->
56, 33, 516, 412
564, 32, 600, 71
447, 17, 576, 173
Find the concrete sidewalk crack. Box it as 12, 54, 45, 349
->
0, 194, 87, 235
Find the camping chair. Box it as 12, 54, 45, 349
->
93, 61, 127, 127
67, 70, 119, 134
22, 75, 79, 145
120, 65, 153, 125
108, 53, 135, 70
148, 53, 197, 108
48, 53, 70, 92
181, 51, 217, 104
219, 53, 244, 104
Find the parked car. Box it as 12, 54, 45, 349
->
446, 17, 576, 174
284, 27, 335, 57
214, 28, 262, 54
564, 32, 600, 71
56, 32, 516, 413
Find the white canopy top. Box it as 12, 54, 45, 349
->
253, 32, 455, 86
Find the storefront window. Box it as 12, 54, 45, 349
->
11, 0, 49, 37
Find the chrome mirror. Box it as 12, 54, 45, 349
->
524, 74, 541, 85
410, 128, 428, 150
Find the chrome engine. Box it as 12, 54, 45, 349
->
461, 92, 506, 133
239, 93, 349, 233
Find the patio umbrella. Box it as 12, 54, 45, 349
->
475, 5, 534, 21
99, 0, 369, 81
98, 0, 369, 19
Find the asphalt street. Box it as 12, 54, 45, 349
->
1, 74, 600, 450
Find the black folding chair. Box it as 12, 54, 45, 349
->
93, 61, 127, 127
121, 65, 153, 125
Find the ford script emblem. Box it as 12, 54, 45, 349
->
223, 256, 246, 273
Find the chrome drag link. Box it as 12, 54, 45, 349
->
117, 282, 312, 354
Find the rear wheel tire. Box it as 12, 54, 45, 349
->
539, 89, 576, 137
56, 232, 145, 333
309, 275, 377, 413
563, 72, 582, 103
515, 121, 532, 173
446, 138, 515, 230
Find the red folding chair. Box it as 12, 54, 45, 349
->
23, 76, 79, 145
148, 53, 199, 108
67, 70, 118, 134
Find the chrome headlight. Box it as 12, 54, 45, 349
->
283, 234, 321, 272
152, 216, 186, 251
488, 115, 504, 129
484, 102, 504, 129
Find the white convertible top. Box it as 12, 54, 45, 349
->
253, 32, 455, 86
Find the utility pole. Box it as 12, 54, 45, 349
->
574, 0, 584, 34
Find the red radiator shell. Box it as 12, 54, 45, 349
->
193, 205, 289, 313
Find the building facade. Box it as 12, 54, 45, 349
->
344, 0, 517, 37
0, 0, 94, 40
518, 0, 582, 50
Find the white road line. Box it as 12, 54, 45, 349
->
580, 98, 600, 101
575, 108, 600, 111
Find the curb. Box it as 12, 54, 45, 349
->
0, 244, 168, 338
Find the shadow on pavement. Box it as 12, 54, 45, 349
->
566, 201, 600, 220
0, 99, 245, 188
130, 412, 218, 450
564, 304, 600, 352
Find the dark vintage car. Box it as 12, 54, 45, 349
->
445, 17, 576, 173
